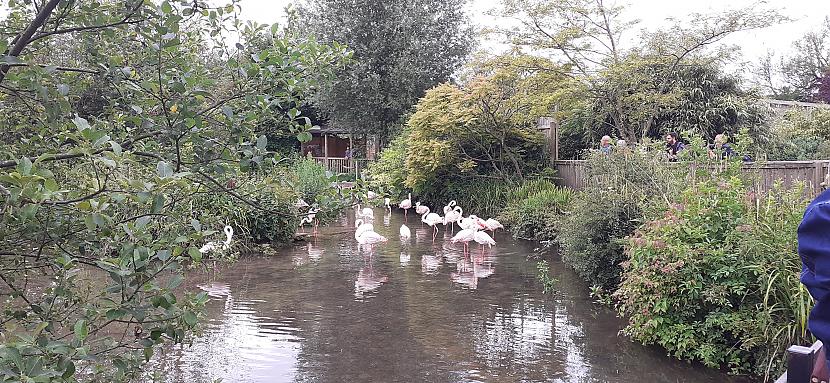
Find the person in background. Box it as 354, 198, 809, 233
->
708, 133, 753, 162
799, 187, 830, 379
616, 139, 627, 149
600, 135, 613, 155
665, 132, 685, 161
344, 146, 352, 159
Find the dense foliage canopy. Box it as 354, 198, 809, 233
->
0, 1, 348, 380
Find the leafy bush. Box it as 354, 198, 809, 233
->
191, 172, 300, 247
366, 129, 410, 199
557, 150, 683, 291
500, 179, 574, 241
614, 177, 811, 378
291, 156, 331, 202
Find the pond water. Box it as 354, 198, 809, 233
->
147, 208, 748, 383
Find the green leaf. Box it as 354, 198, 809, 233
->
135, 216, 151, 229
57, 84, 69, 96
188, 247, 202, 263
256, 135, 267, 150
221, 105, 233, 120
18, 156, 32, 174
161, 1, 172, 14
110, 141, 122, 156
72, 116, 91, 131
157, 249, 171, 261
143, 347, 154, 362
61, 361, 75, 379
167, 274, 184, 289
156, 161, 174, 178
190, 219, 201, 231
297, 131, 312, 143
74, 320, 88, 341
183, 311, 197, 326
151, 194, 165, 214
105, 309, 126, 320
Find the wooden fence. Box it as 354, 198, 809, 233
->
553, 160, 830, 196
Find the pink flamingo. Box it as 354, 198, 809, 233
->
399, 193, 412, 220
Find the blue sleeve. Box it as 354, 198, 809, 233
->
800, 194, 830, 342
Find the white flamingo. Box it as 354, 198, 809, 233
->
399, 224, 411, 241
299, 207, 319, 233
483, 218, 504, 238
450, 220, 485, 254
199, 226, 234, 254
421, 210, 444, 241
361, 206, 374, 220
399, 193, 412, 219
458, 215, 482, 230
443, 205, 463, 232
415, 202, 429, 216
384, 197, 391, 212
473, 230, 496, 254
355, 219, 374, 237
355, 229, 388, 249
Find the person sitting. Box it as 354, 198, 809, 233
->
600, 135, 613, 155
799, 187, 830, 380
665, 132, 685, 161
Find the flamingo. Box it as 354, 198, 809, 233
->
415, 202, 429, 216
355, 219, 374, 237
415, 204, 430, 226
199, 226, 234, 254
399, 193, 412, 219
473, 230, 496, 254
400, 224, 411, 241
384, 197, 391, 212
361, 206, 374, 220
450, 220, 485, 254
421, 210, 444, 241
483, 218, 504, 239
458, 215, 482, 230
355, 229, 388, 250
443, 200, 456, 215
299, 207, 319, 233
443, 205, 463, 232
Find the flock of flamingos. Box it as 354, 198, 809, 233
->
329, 192, 502, 254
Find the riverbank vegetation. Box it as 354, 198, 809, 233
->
0, 1, 351, 380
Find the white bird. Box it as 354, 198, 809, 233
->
399, 224, 411, 240
443, 206, 463, 232
421, 211, 444, 241
415, 202, 429, 216
443, 200, 456, 215
356, 230, 388, 248
458, 215, 482, 230
473, 230, 496, 254
300, 207, 319, 232
199, 226, 234, 254
384, 197, 391, 211
483, 218, 504, 238
361, 206, 374, 220
399, 193, 412, 219
295, 198, 309, 208
450, 227, 478, 254
355, 219, 374, 237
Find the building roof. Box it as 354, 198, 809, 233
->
310, 124, 350, 134
762, 98, 830, 110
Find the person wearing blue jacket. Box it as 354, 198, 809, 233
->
800, 187, 830, 376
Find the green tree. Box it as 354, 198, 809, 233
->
756, 17, 830, 102
490, 0, 784, 142
297, 0, 475, 145
0, 1, 348, 380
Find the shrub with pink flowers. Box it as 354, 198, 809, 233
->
615, 176, 812, 379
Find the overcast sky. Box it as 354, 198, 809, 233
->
237, 0, 830, 67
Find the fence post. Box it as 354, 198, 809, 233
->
780, 341, 824, 383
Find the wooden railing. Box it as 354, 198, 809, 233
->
775, 341, 825, 383
311, 157, 374, 176
553, 160, 830, 196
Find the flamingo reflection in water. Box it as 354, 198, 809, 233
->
294, 242, 324, 266
421, 253, 442, 274
354, 264, 389, 299
451, 256, 495, 290
400, 251, 410, 267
